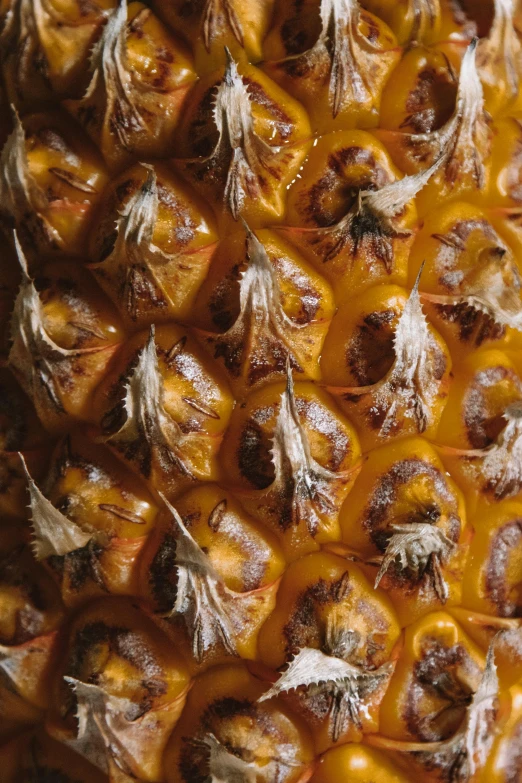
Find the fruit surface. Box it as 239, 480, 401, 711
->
0, 0, 522, 781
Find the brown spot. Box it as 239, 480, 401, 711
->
148, 530, 177, 612
485, 519, 522, 617
402, 64, 457, 134
98, 503, 147, 525
282, 573, 351, 658
435, 303, 505, 346
405, 641, 476, 742
464, 366, 522, 448
208, 498, 227, 531
280, 1, 319, 55
363, 458, 459, 551
237, 421, 275, 489
346, 309, 396, 386
183, 397, 220, 419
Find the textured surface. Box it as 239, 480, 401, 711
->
0, 1, 522, 781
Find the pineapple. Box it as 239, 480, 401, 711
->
1, 0, 522, 781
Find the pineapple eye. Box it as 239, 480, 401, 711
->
461, 502, 522, 618
66, 1, 197, 171
258, 552, 400, 673
282, 130, 436, 301
48, 597, 190, 781
24, 434, 159, 608
376, 41, 492, 218
339, 437, 467, 623
0, 111, 108, 259
151, 0, 274, 72
379, 45, 458, 134
369, 638, 500, 782
321, 287, 404, 388
263, 0, 400, 133
174, 52, 312, 228
257, 552, 399, 748
9, 248, 124, 434
88, 161, 218, 330
163, 663, 314, 783
437, 349, 522, 450
137, 484, 285, 668
220, 374, 361, 559
94, 324, 233, 498
192, 226, 335, 395
286, 131, 398, 229
0, 0, 115, 108
323, 284, 452, 449
408, 201, 522, 356
440, 395, 522, 510
379, 612, 486, 743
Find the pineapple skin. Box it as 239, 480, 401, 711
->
0, 1, 522, 782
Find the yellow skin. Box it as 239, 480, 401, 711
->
448, 607, 522, 692
0, 0, 117, 108
256, 552, 400, 750
378, 44, 458, 133
281, 131, 418, 301
285, 131, 401, 227
488, 117, 522, 208
219, 379, 361, 559
9, 260, 124, 434
375, 45, 494, 217
407, 201, 522, 360
436, 349, 522, 515
437, 349, 522, 449
93, 323, 234, 497
310, 742, 414, 782
481, 686, 522, 783
1, 0, 522, 778
257, 551, 400, 669
361, 0, 476, 44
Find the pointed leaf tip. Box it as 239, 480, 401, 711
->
19, 453, 92, 559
